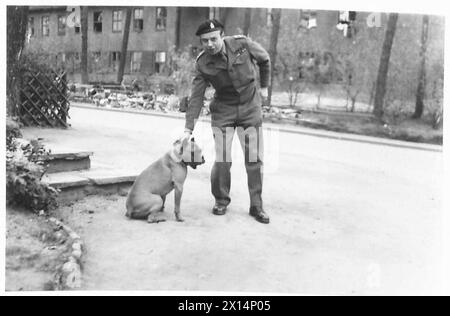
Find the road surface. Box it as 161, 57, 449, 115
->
22, 106, 446, 295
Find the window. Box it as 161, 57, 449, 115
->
298, 51, 317, 80
299, 10, 317, 29
337, 11, 357, 38
133, 8, 144, 32
131, 52, 142, 72
75, 25, 80, 34
155, 51, 166, 73
41, 16, 50, 36
155, 7, 167, 31
112, 10, 122, 32
28, 17, 35, 36
110, 51, 121, 71
56, 52, 66, 63
209, 7, 220, 20
93, 11, 103, 33
92, 51, 101, 62
191, 46, 200, 58
58, 15, 66, 35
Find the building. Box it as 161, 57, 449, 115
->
25, 6, 444, 92
25, 6, 390, 84
26, 6, 210, 83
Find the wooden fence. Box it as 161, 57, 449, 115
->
19, 69, 70, 128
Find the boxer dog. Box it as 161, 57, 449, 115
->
125, 137, 205, 223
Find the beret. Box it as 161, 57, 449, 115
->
195, 19, 224, 36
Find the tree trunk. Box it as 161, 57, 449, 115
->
413, 15, 429, 119
243, 8, 252, 36
80, 6, 89, 84
117, 7, 132, 84
267, 8, 282, 106
175, 7, 182, 50
373, 13, 399, 119
220, 8, 230, 30
7, 6, 29, 116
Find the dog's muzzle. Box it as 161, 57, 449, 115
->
184, 155, 205, 169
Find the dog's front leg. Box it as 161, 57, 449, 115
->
174, 184, 184, 222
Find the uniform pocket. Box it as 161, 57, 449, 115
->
232, 52, 255, 85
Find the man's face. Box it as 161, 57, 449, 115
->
199, 30, 224, 55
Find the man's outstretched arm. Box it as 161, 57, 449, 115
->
185, 65, 208, 133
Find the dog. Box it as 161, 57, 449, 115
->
125, 137, 205, 223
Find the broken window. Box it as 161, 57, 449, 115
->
337, 11, 356, 38
110, 51, 121, 71
75, 25, 80, 34
133, 8, 144, 32
93, 11, 103, 33
299, 10, 317, 29
28, 17, 35, 36
92, 51, 101, 63
131, 52, 142, 73
156, 7, 167, 31
58, 15, 66, 36
41, 16, 50, 36
112, 10, 122, 32
155, 51, 166, 73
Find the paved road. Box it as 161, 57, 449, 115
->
23, 106, 446, 294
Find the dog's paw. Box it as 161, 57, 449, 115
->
147, 214, 166, 224
147, 218, 166, 224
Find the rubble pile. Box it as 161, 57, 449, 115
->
262, 106, 302, 119
68, 85, 303, 119
68, 84, 211, 115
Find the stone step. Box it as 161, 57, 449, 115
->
45, 149, 93, 174
42, 167, 138, 202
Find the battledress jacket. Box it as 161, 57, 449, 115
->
185, 35, 271, 131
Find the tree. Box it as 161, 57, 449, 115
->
267, 8, 282, 106
242, 8, 252, 36
373, 13, 399, 119
167, 45, 196, 97
80, 6, 89, 84
7, 6, 29, 116
117, 7, 132, 84
175, 7, 182, 49
412, 15, 429, 119
220, 8, 230, 29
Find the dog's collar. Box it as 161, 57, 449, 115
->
180, 160, 188, 167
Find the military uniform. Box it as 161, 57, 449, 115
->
185, 31, 270, 218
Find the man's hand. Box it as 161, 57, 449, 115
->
181, 129, 192, 143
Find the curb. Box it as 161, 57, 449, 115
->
71, 103, 442, 153
47, 217, 83, 290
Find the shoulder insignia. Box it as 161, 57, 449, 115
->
233, 35, 246, 40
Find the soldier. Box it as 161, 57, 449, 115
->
183, 19, 270, 224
